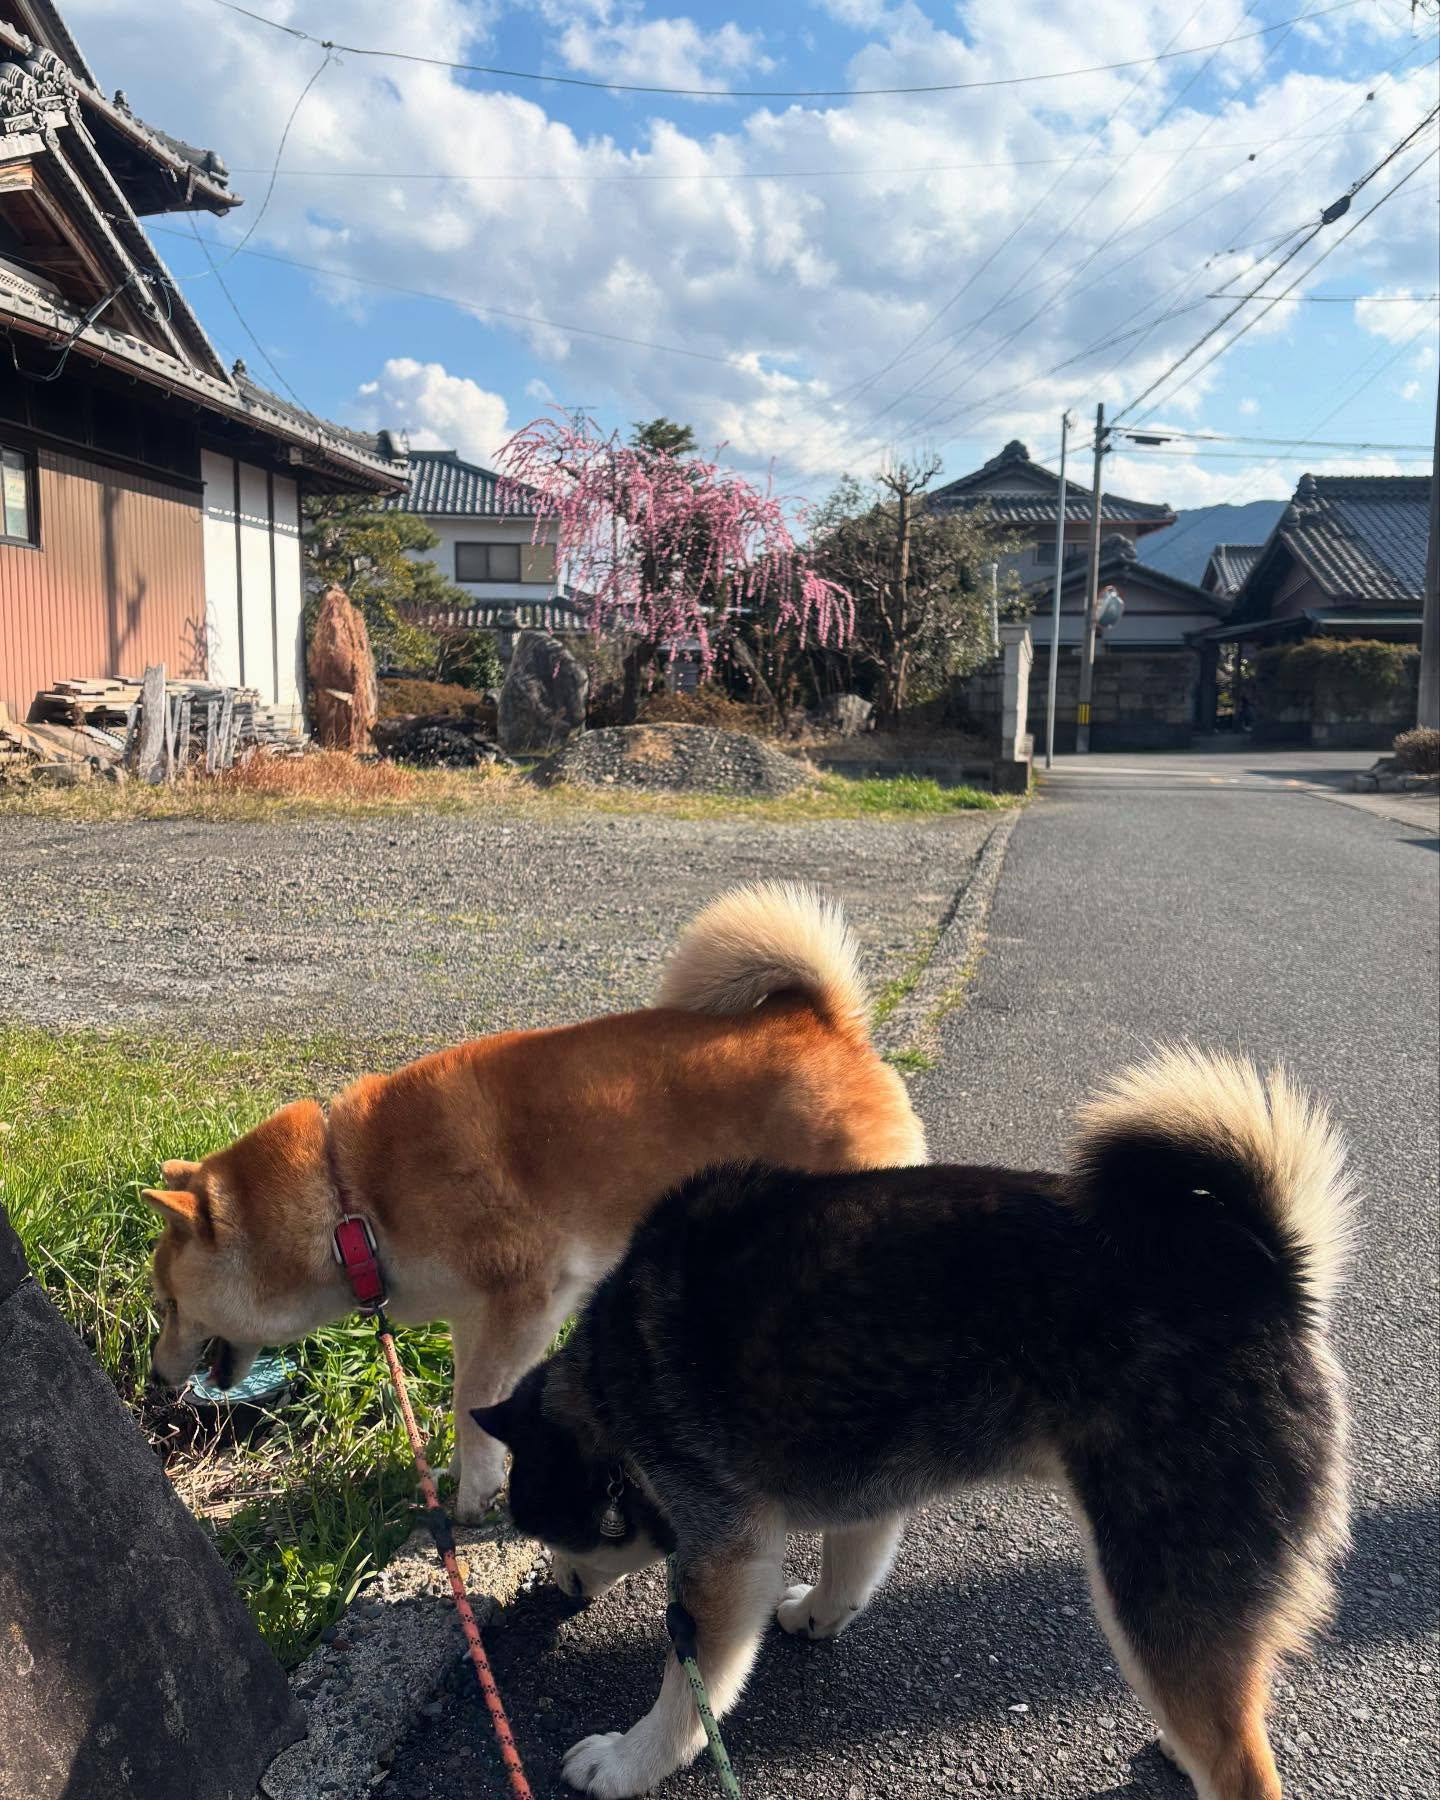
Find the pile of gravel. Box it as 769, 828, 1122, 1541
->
536, 723, 812, 796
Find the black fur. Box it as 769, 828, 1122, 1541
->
481, 1145, 1346, 1761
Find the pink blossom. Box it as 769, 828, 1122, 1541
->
497, 412, 852, 676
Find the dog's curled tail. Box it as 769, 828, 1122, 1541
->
1068, 1044, 1355, 1314
657, 882, 868, 1034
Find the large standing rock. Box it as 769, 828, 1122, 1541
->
498, 630, 587, 754
0, 1204, 303, 1800
307, 584, 377, 753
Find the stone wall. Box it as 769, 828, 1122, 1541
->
1016, 646, 1199, 753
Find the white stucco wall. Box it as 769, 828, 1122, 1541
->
419, 516, 558, 602
200, 449, 304, 714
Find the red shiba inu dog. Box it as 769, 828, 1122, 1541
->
146, 882, 926, 1518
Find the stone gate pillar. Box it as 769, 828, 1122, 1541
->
997, 620, 1034, 791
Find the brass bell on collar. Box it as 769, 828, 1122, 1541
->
599, 1467, 627, 1539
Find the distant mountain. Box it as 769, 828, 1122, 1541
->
1140, 500, 1287, 584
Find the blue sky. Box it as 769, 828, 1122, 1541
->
73, 0, 1439, 510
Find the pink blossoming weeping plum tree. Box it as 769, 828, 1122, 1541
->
498, 412, 853, 723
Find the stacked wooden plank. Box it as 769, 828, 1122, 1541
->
29, 678, 143, 730
5, 670, 307, 783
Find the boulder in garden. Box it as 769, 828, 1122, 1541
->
498, 630, 587, 754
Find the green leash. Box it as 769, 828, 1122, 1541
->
665, 1554, 743, 1797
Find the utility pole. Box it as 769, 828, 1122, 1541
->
1045, 409, 1072, 769
1420, 376, 1439, 730
1075, 402, 1107, 755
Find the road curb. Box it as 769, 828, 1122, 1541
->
258, 1524, 537, 1800
875, 804, 1022, 1069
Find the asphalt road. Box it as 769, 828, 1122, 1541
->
388, 759, 1439, 1798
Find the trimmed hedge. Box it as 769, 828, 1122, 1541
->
1253, 638, 1415, 715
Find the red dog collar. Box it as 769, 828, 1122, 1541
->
333, 1213, 387, 1313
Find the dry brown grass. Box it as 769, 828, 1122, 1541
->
220, 750, 418, 802
0, 749, 1012, 824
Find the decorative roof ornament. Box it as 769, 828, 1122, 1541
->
1294, 473, 1319, 508
1102, 533, 1138, 563
231, 356, 248, 378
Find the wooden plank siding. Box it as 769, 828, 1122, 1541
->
0, 447, 208, 717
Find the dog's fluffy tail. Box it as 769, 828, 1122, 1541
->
657, 882, 868, 1034
1068, 1044, 1354, 1315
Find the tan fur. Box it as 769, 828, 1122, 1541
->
1070, 1043, 1356, 1313
146, 885, 925, 1515
658, 881, 868, 1031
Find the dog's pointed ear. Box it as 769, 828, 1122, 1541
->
144, 1163, 212, 1234
471, 1399, 516, 1443
142, 1187, 202, 1230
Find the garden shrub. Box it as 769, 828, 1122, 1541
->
1393, 725, 1440, 774
1252, 638, 1415, 716
638, 687, 769, 733
377, 678, 489, 720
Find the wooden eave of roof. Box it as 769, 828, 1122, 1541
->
25, 124, 221, 375
0, 13, 238, 215
0, 284, 406, 492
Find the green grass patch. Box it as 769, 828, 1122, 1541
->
0, 1026, 454, 1667
0, 763, 1012, 826
871, 924, 940, 1029
883, 1046, 938, 1075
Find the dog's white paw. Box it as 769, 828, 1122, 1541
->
1157, 1731, 1183, 1770
776, 1581, 860, 1639
561, 1731, 651, 1797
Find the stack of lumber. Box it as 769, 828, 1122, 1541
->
15, 672, 307, 782
29, 678, 143, 730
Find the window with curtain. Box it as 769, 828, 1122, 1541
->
1, 445, 35, 545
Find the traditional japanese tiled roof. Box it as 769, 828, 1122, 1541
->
929, 439, 1175, 530
1201, 543, 1264, 597
1034, 533, 1228, 614
1220, 472, 1433, 634
1273, 474, 1430, 604
380, 448, 539, 517
0, 6, 237, 213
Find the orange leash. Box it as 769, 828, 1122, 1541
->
375, 1313, 534, 1799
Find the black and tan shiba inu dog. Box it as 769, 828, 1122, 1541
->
475, 1047, 1352, 1800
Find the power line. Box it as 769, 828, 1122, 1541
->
816, 0, 1216, 435
205, 0, 1367, 99
156, 227, 749, 369
1111, 106, 1440, 425
189, 49, 335, 277
1205, 291, 1440, 301
222, 129, 1385, 184
1127, 140, 1439, 423
180, 217, 315, 414
1114, 429, 1432, 448
1125, 316, 1438, 557
1108, 445, 1432, 460
816, 7, 1417, 467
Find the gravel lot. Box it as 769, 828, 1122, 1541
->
0, 810, 996, 1052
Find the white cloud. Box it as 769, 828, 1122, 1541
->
355, 358, 510, 463
65, 0, 1440, 492
555, 13, 771, 89
1238, 396, 1260, 416
1354, 289, 1440, 345
1399, 379, 1422, 402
